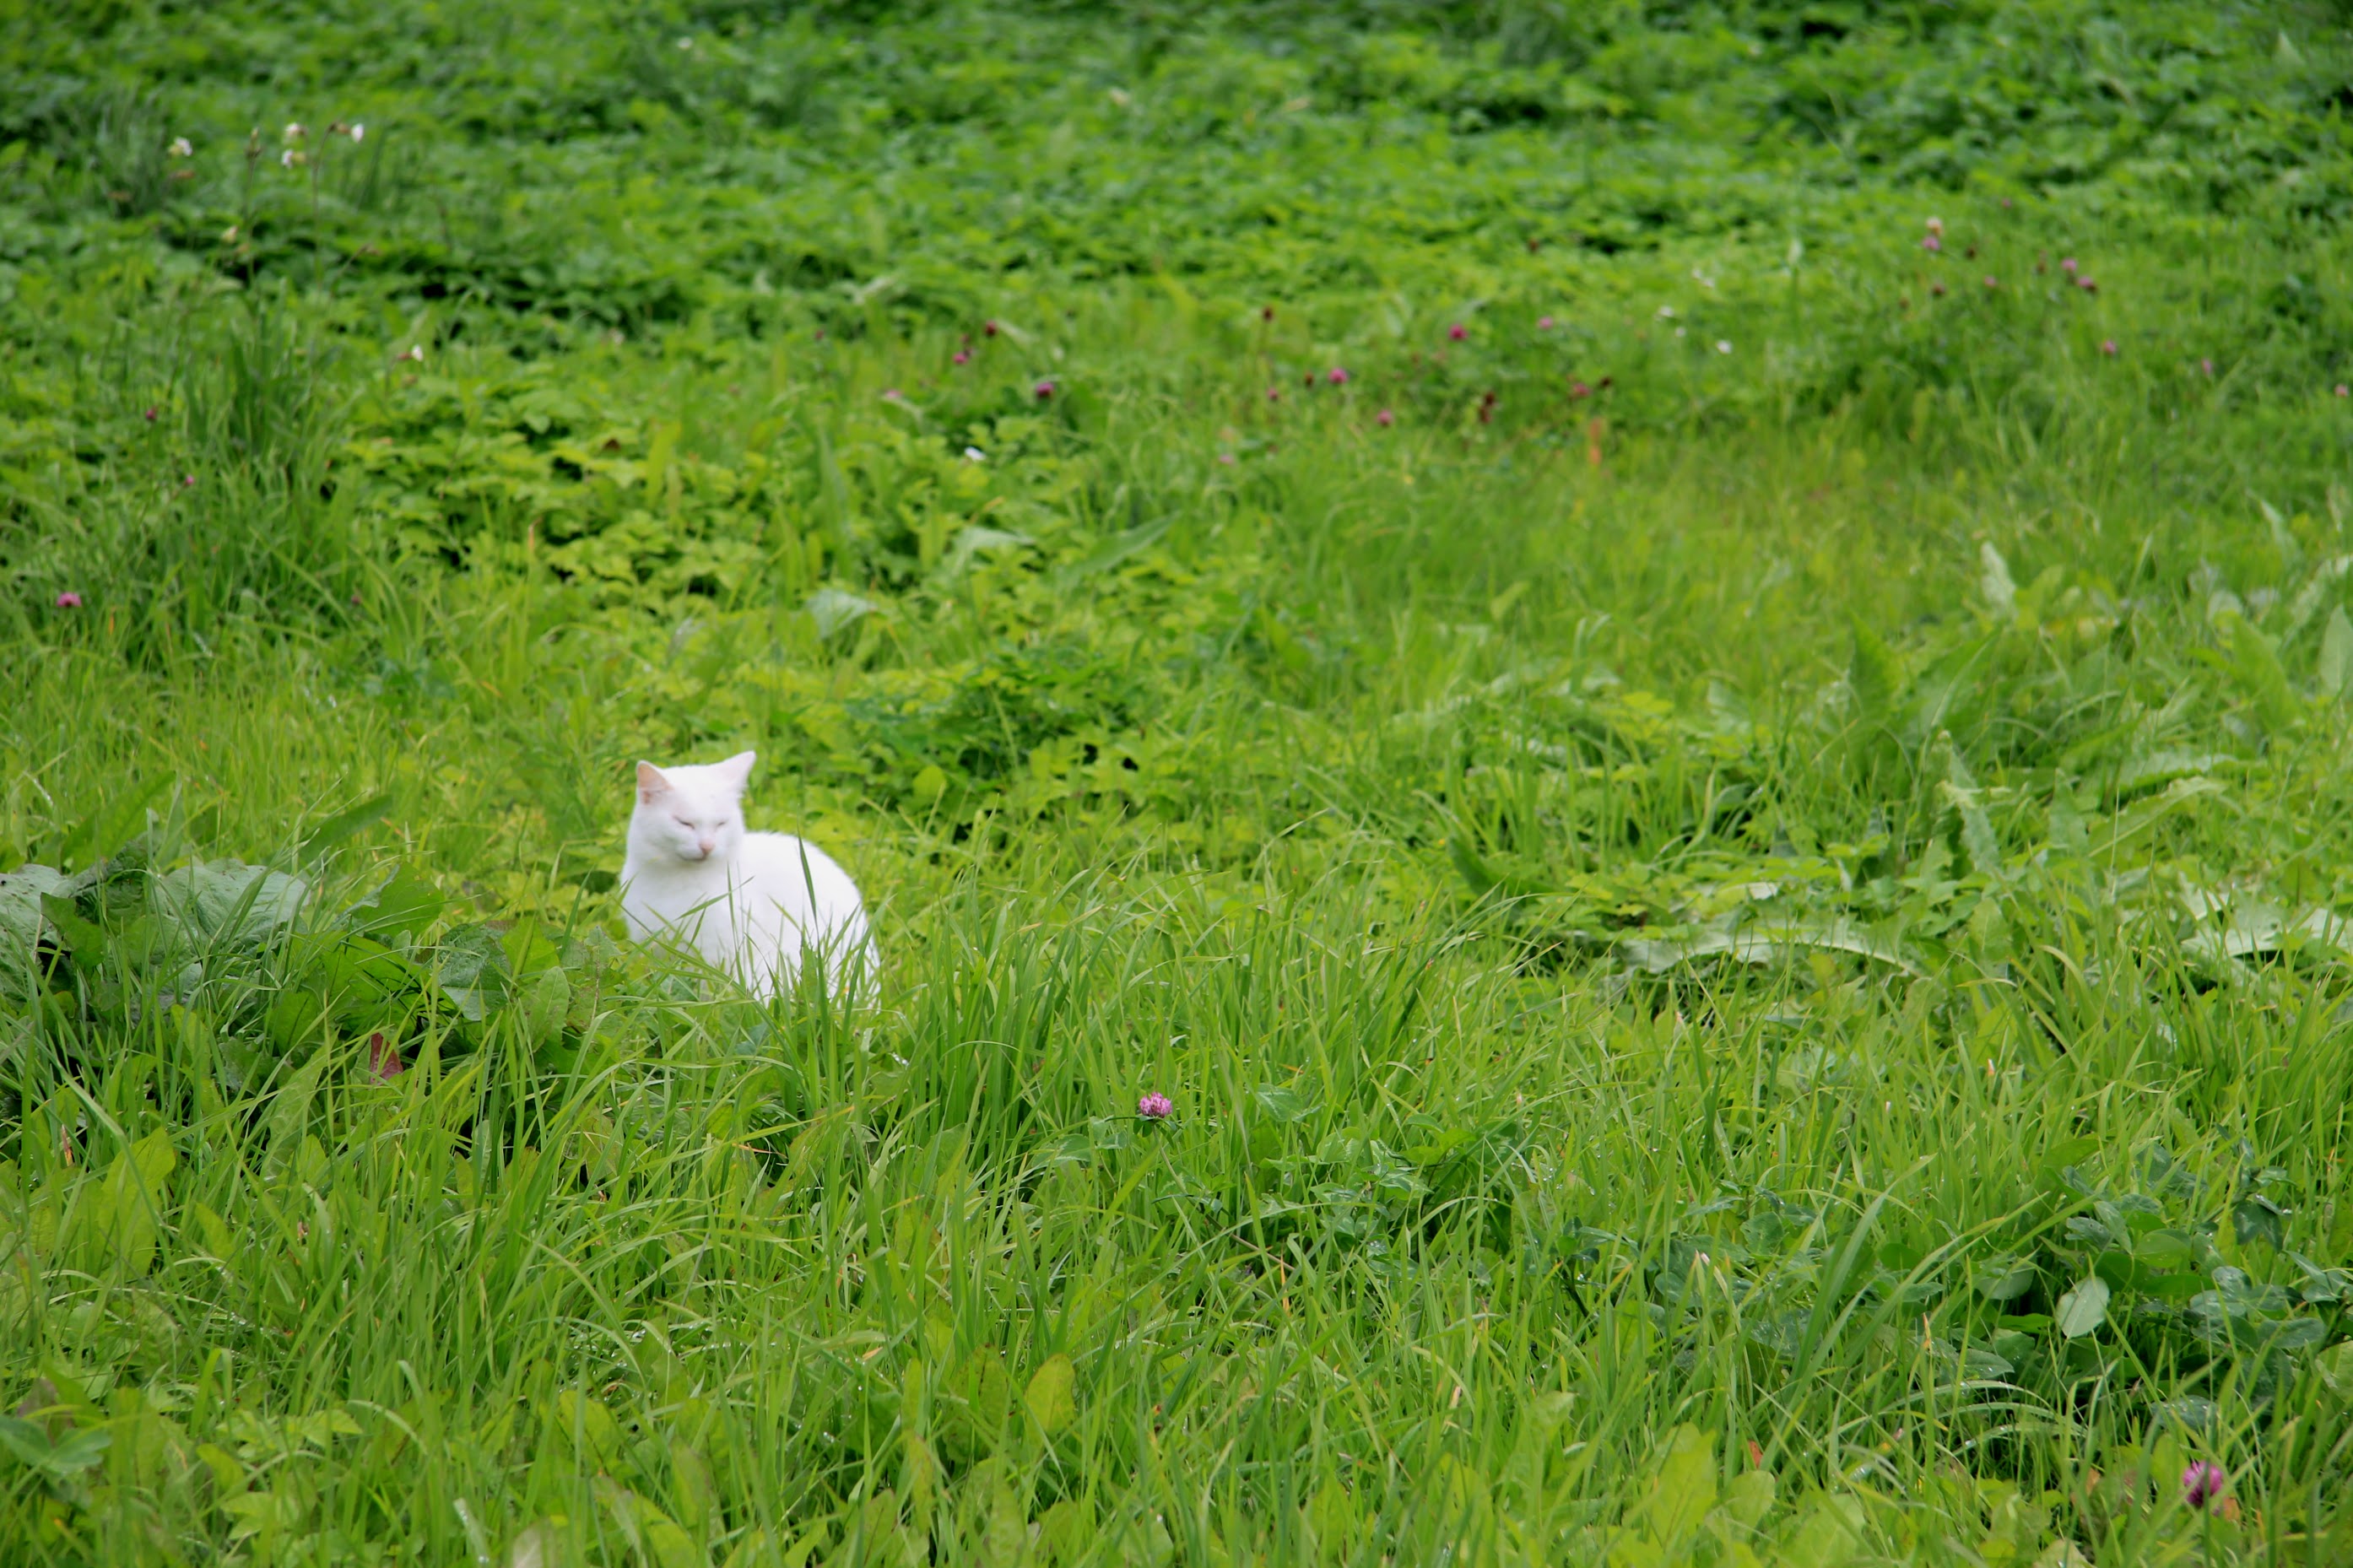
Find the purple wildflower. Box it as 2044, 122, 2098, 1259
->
55, 591, 83, 609
2182, 1463, 2226, 1511
1138, 1092, 1172, 1120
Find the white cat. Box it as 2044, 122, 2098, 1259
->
619, 751, 875, 998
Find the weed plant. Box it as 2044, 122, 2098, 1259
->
5, 2, 2353, 1564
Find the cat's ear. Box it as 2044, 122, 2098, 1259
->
713, 750, 757, 793
636, 761, 673, 803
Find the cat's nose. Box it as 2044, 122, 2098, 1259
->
696, 837, 715, 857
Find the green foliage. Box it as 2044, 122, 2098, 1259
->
5, 0, 2353, 1564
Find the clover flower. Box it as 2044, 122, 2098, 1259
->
2182, 1463, 2226, 1511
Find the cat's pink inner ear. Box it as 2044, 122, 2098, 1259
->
636, 761, 673, 803
716, 750, 757, 792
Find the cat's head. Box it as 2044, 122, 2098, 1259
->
629, 751, 755, 864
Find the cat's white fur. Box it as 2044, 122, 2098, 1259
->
619, 751, 875, 998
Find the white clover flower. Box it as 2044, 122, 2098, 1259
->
349, 122, 365, 143
168, 137, 192, 158
284, 122, 307, 142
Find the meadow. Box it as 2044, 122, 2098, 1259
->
5, 1, 2353, 1562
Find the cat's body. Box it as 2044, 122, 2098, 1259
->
619, 752, 875, 998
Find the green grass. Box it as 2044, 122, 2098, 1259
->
7, 2, 2353, 1563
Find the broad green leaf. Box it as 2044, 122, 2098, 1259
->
343, 866, 445, 940
265, 1053, 326, 1181
1978, 1261, 2037, 1302
1978, 543, 2017, 619
557, 1392, 624, 1468
2320, 606, 2353, 698
437, 923, 513, 1020
191, 1200, 236, 1259
97, 1128, 179, 1276
154, 859, 308, 945
1723, 1468, 1775, 1528
522, 966, 571, 1046
2318, 1341, 2353, 1396
805, 587, 879, 638
1025, 1353, 1076, 1436
1638, 1424, 1716, 1545
0, 1415, 111, 1477
643, 1517, 700, 1568
303, 792, 392, 856
0, 864, 69, 949
1942, 747, 2001, 878
2223, 615, 2297, 730
2055, 1278, 2111, 1338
